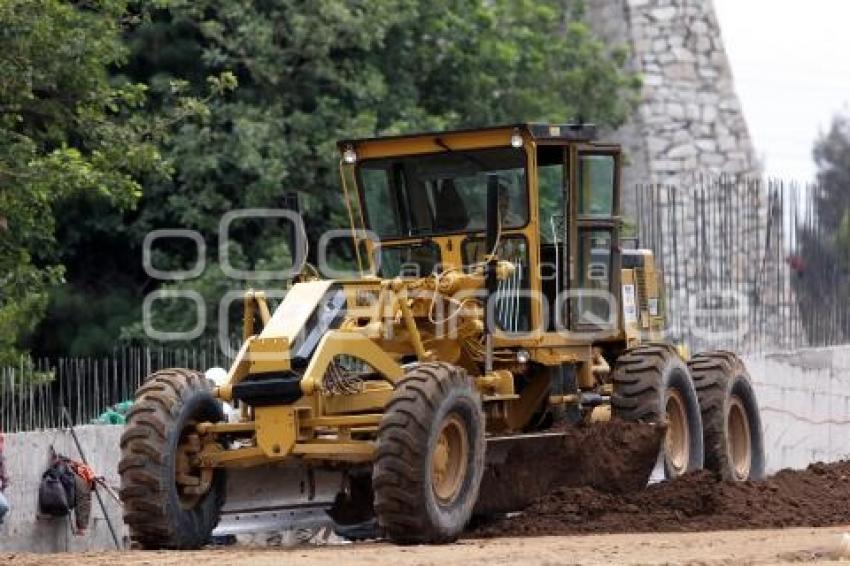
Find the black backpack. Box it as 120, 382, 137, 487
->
38, 459, 76, 516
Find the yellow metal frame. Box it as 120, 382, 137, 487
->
300, 330, 404, 395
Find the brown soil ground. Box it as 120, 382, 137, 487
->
6, 527, 850, 565
7, 429, 850, 564
471, 460, 850, 538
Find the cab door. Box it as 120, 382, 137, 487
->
570, 148, 621, 334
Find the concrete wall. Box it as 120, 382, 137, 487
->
744, 346, 850, 473
2, 346, 850, 552
0, 425, 126, 552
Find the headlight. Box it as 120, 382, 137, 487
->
342, 145, 357, 164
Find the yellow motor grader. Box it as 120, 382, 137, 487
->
119, 124, 765, 548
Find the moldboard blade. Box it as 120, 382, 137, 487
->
213, 463, 343, 537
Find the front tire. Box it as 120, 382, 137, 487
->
372, 362, 485, 543
689, 351, 765, 480
119, 368, 225, 549
612, 344, 704, 479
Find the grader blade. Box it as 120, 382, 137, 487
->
212, 463, 343, 537
475, 421, 666, 515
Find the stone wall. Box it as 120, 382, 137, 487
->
586, 0, 760, 201
585, 0, 796, 353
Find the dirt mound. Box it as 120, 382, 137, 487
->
553, 420, 668, 493
471, 460, 850, 537
474, 421, 665, 514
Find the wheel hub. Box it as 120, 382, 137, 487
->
431, 414, 469, 504
175, 421, 212, 508
727, 396, 752, 480
664, 389, 690, 477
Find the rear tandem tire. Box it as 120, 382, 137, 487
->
689, 351, 765, 481
612, 344, 704, 479
372, 362, 485, 544
119, 368, 225, 549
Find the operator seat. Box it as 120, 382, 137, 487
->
434, 179, 469, 231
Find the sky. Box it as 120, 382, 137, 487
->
713, 0, 850, 182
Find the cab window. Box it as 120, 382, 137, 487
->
574, 229, 614, 326
463, 236, 531, 333
362, 168, 401, 237
358, 148, 528, 239
537, 146, 566, 243
375, 242, 441, 278
578, 155, 615, 216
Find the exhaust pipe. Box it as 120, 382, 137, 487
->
484, 174, 500, 373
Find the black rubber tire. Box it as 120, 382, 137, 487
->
119, 368, 225, 549
329, 470, 378, 540
689, 351, 766, 481
612, 343, 704, 478
372, 362, 485, 544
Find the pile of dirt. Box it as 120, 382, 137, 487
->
471, 460, 850, 537
474, 421, 666, 515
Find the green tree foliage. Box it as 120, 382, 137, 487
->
0, 0, 162, 364
0, 0, 233, 361
16, 0, 639, 355
128, 0, 637, 239
813, 115, 850, 261
793, 114, 850, 344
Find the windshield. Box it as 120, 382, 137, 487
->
358, 147, 528, 240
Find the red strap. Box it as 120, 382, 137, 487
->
68, 460, 97, 484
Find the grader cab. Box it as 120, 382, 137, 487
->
119, 124, 765, 548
